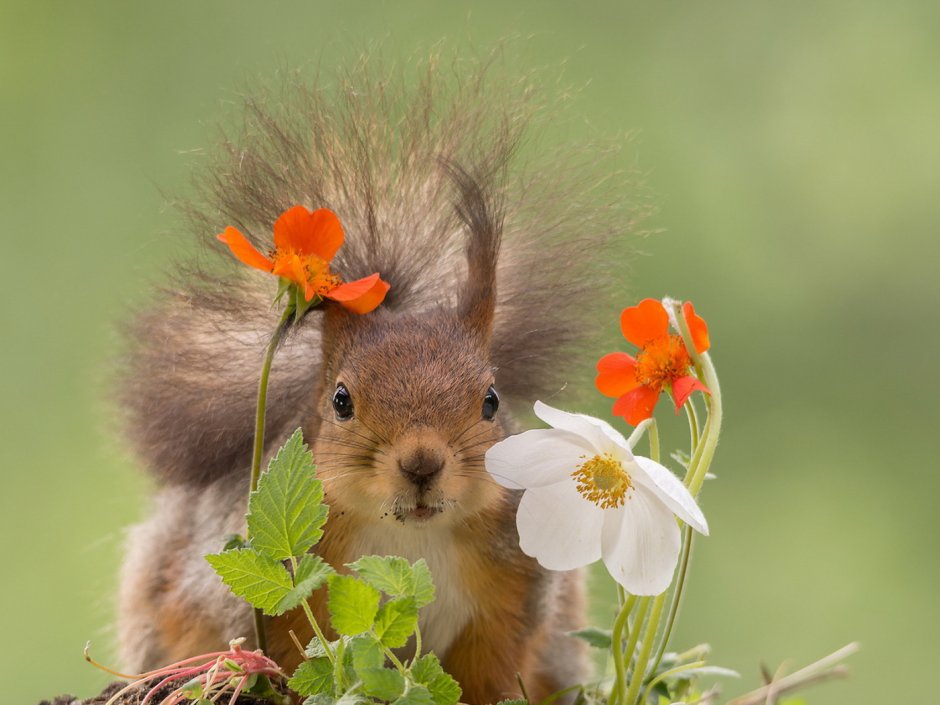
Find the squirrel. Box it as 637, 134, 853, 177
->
115, 60, 636, 705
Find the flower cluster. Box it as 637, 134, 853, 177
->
595, 298, 711, 425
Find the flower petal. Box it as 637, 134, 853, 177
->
612, 386, 660, 426
273, 206, 345, 261
272, 253, 308, 290
516, 481, 604, 571
327, 273, 390, 314
631, 456, 708, 535
620, 298, 669, 348
485, 428, 595, 490
595, 353, 640, 398
216, 227, 273, 273
601, 488, 682, 595
683, 301, 710, 354
533, 401, 619, 453
671, 375, 710, 412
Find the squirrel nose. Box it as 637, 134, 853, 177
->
399, 448, 444, 486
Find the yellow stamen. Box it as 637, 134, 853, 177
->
571, 453, 632, 509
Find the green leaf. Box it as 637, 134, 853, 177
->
411, 560, 435, 607
346, 555, 435, 607
303, 696, 335, 705
374, 598, 419, 649
495, 700, 528, 705
275, 554, 335, 614
347, 633, 384, 672
327, 574, 381, 636
206, 548, 294, 615
360, 667, 406, 701
305, 636, 342, 660
335, 693, 369, 705
568, 627, 613, 649
411, 654, 462, 705
248, 429, 329, 561
289, 657, 334, 697
393, 684, 434, 705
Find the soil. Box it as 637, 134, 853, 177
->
38, 680, 283, 705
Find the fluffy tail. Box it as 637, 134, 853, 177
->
118, 56, 647, 486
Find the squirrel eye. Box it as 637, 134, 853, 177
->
332, 383, 354, 420
482, 385, 499, 421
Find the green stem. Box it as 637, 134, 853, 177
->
289, 557, 336, 665
620, 597, 651, 695
609, 591, 637, 705
624, 594, 665, 705
647, 525, 694, 679
647, 418, 660, 463
249, 307, 293, 654
684, 401, 700, 470
413, 623, 423, 662
378, 639, 407, 673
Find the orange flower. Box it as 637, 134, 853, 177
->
596, 298, 711, 426
216, 205, 389, 314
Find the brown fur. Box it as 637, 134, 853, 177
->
117, 55, 643, 704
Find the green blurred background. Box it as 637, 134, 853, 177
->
2, 1, 937, 703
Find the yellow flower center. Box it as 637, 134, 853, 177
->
635, 335, 692, 391
571, 453, 632, 509
271, 249, 342, 296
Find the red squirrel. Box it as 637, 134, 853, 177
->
116, 61, 636, 705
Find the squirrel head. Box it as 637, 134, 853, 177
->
311, 305, 506, 527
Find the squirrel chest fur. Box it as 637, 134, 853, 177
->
117, 61, 630, 705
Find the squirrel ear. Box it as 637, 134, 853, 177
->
445, 161, 502, 342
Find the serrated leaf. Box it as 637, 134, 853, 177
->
305, 635, 343, 660
328, 574, 381, 636
335, 692, 369, 705
275, 554, 335, 614
347, 556, 435, 608
347, 633, 384, 672
568, 627, 613, 649
206, 548, 294, 615
374, 598, 418, 649
248, 429, 329, 561
411, 654, 462, 705
360, 667, 406, 701
393, 684, 434, 705
289, 657, 334, 697
495, 700, 527, 705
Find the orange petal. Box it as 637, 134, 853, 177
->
612, 386, 660, 426
216, 227, 273, 273
327, 273, 390, 314
620, 298, 669, 348
595, 352, 641, 398
672, 375, 710, 412
683, 301, 710, 354
272, 253, 308, 290
273, 205, 345, 261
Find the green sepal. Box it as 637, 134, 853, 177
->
327, 574, 381, 636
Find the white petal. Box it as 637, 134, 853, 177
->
533, 400, 626, 453
485, 428, 594, 490
516, 481, 604, 571
601, 487, 682, 595
631, 457, 709, 535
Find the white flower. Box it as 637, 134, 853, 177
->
485, 401, 708, 595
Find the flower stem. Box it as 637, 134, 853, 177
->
610, 591, 637, 705
624, 594, 665, 705
620, 597, 651, 700
647, 524, 694, 680
249, 306, 293, 654
647, 418, 661, 463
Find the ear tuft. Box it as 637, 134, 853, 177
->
443, 160, 504, 340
